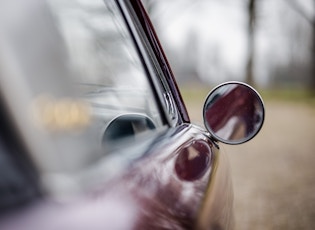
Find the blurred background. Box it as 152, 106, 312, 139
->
143, 0, 315, 229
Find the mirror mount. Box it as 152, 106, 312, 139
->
203, 81, 265, 145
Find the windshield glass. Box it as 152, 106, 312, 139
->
0, 0, 166, 196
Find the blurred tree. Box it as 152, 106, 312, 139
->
286, 0, 315, 91
245, 0, 256, 86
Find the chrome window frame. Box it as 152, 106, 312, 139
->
117, 0, 183, 127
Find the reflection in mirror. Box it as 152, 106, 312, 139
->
203, 82, 264, 145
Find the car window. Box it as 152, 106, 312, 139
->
0, 0, 167, 196
47, 0, 165, 130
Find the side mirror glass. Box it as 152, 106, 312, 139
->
203, 81, 265, 145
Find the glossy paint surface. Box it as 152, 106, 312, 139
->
0, 124, 222, 230
175, 140, 212, 181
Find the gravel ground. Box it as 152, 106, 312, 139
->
187, 100, 315, 230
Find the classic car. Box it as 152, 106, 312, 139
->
0, 0, 264, 229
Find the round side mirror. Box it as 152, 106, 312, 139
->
203, 81, 265, 145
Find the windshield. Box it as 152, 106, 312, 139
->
0, 0, 166, 196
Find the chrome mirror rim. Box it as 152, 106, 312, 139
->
202, 81, 265, 145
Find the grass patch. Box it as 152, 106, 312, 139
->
180, 86, 211, 104
179, 85, 315, 108
259, 89, 315, 104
